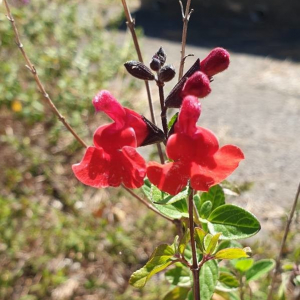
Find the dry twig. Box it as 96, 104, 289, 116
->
267, 182, 300, 299
178, 0, 194, 80
3, 0, 87, 148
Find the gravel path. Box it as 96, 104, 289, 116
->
132, 36, 300, 233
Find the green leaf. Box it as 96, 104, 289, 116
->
129, 244, 175, 288
179, 229, 190, 255
217, 240, 242, 252
207, 205, 261, 240
199, 201, 213, 219
163, 287, 190, 300
245, 259, 275, 282
200, 260, 219, 300
201, 185, 225, 211
165, 266, 192, 287
216, 272, 239, 292
142, 179, 188, 219
194, 227, 206, 252
204, 234, 213, 252
155, 188, 189, 205
214, 248, 249, 260
232, 258, 254, 273
193, 194, 201, 214
168, 113, 179, 130
206, 233, 222, 255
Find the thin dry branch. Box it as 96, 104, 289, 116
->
4, 0, 172, 221
3, 0, 87, 148
120, 0, 165, 164
122, 184, 174, 223
267, 182, 300, 299
178, 0, 194, 80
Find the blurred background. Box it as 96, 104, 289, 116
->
0, 0, 300, 299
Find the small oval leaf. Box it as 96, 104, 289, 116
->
215, 248, 249, 260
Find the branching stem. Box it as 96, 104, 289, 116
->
267, 182, 300, 299
178, 0, 194, 80
121, 0, 165, 163
4, 0, 87, 148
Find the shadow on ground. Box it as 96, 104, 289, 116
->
120, 6, 300, 62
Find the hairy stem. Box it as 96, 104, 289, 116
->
188, 189, 200, 300
178, 0, 194, 80
267, 182, 300, 299
121, 0, 165, 163
3, 0, 87, 148
122, 184, 174, 223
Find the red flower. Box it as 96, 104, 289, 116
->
72, 91, 147, 189
147, 96, 244, 195
200, 47, 230, 77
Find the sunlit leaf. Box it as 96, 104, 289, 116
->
129, 244, 175, 288
245, 259, 275, 282
208, 205, 261, 240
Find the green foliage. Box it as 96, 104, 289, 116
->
200, 260, 219, 300
214, 248, 249, 260
163, 286, 190, 300
208, 205, 261, 240
129, 244, 175, 288
216, 272, 239, 292
165, 266, 192, 288
245, 259, 275, 282
142, 179, 188, 219
200, 185, 225, 211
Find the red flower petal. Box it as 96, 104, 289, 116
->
166, 133, 196, 161
72, 147, 121, 188
190, 145, 244, 191
92, 90, 126, 129
194, 127, 219, 162
200, 48, 230, 77
93, 126, 137, 152
181, 71, 211, 99
175, 96, 201, 135
147, 161, 190, 195
120, 146, 147, 188
125, 108, 148, 146
72, 146, 146, 189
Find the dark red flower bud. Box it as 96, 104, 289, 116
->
200, 47, 230, 77
150, 57, 161, 71
181, 71, 211, 98
156, 47, 167, 66
158, 64, 176, 82
124, 61, 155, 81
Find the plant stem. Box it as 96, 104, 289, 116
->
120, 0, 165, 163
121, 184, 174, 223
239, 274, 245, 300
267, 182, 300, 300
178, 0, 194, 80
3, 0, 87, 148
157, 82, 168, 137
188, 189, 200, 300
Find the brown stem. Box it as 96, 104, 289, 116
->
178, 0, 194, 80
157, 82, 168, 137
188, 189, 200, 300
121, 184, 174, 223
3, 0, 87, 149
267, 182, 300, 300
120, 0, 165, 163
